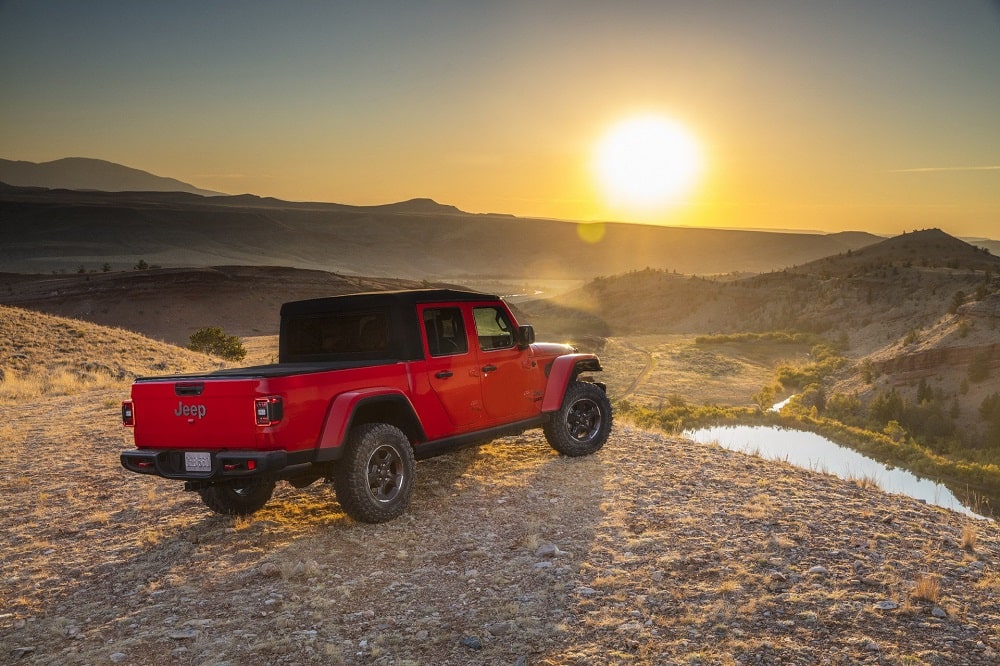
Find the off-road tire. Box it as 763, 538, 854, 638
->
543, 380, 612, 457
198, 477, 275, 516
332, 423, 416, 523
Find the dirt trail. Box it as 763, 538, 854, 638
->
614, 339, 654, 401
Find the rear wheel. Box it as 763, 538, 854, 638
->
198, 477, 275, 516
332, 423, 415, 523
543, 381, 612, 456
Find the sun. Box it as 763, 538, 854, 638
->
594, 114, 703, 211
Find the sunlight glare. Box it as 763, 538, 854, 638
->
595, 115, 703, 212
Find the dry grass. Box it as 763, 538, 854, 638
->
962, 522, 978, 552
0, 305, 223, 403
0, 366, 120, 401
911, 574, 942, 603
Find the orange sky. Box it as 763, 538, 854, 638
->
2, 1, 998, 238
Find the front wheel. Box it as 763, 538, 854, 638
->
332, 423, 415, 523
198, 477, 275, 516
543, 381, 612, 456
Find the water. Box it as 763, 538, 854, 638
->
684, 424, 991, 520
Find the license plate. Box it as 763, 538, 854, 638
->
184, 452, 212, 473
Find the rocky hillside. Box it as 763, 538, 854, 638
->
3, 399, 998, 664
2, 274, 999, 664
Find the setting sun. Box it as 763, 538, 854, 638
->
594, 115, 703, 213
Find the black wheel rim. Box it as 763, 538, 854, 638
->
566, 397, 602, 443
366, 444, 405, 503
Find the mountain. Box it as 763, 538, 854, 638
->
0, 185, 882, 279
0, 157, 222, 196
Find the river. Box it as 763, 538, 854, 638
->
684, 424, 992, 520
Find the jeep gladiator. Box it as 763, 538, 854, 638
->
121, 289, 612, 522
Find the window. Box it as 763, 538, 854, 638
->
473, 306, 514, 351
284, 310, 390, 358
423, 308, 468, 357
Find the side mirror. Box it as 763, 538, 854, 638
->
517, 325, 535, 349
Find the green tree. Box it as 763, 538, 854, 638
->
916, 378, 932, 404
949, 290, 966, 314
884, 420, 907, 443
188, 327, 247, 362
980, 393, 1000, 448
824, 392, 861, 423
869, 388, 904, 426
968, 351, 991, 383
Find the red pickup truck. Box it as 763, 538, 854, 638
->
121, 289, 611, 522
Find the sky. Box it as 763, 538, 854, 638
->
2, 0, 999, 237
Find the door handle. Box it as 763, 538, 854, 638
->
482, 364, 497, 373
435, 370, 453, 379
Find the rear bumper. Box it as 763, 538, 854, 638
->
120, 449, 289, 480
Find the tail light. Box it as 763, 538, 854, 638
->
254, 396, 283, 426
223, 460, 257, 472
122, 400, 135, 427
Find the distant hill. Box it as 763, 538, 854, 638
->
0, 157, 222, 196
523, 229, 1000, 348
795, 228, 1000, 276
0, 185, 882, 279
0, 266, 435, 346
961, 237, 1000, 257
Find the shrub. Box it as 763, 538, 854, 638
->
775, 345, 848, 390
884, 420, 907, 443
188, 327, 247, 362
752, 384, 777, 410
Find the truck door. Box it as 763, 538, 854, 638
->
472, 305, 540, 422
419, 305, 484, 430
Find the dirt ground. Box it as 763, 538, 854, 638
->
2, 307, 999, 664
2, 388, 999, 665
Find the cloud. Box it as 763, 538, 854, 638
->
889, 165, 1000, 173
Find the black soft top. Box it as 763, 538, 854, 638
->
279, 289, 500, 363
279, 289, 498, 318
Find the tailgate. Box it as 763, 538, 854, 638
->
131, 377, 261, 449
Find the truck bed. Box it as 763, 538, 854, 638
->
134, 359, 397, 382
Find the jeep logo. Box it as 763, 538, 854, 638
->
174, 401, 207, 419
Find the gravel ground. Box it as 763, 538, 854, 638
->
2, 391, 999, 665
